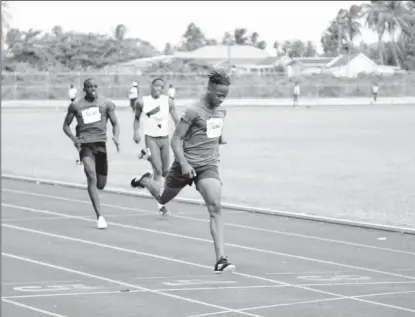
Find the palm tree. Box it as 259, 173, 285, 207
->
360, 1, 415, 67
2, 1, 11, 52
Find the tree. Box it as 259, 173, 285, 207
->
3, 25, 159, 71
178, 22, 207, 51
163, 42, 174, 55
221, 29, 267, 49
360, 1, 415, 67
321, 19, 348, 57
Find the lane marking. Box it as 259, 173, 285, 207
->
189, 290, 415, 317
3, 203, 415, 284
4, 281, 415, 300
3, 280, 82, 286
2, 298, 67, 317
4, 187, 415, 256
3, 221, 415, 314
2, 252, 263, 317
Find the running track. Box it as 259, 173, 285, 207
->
2, 178, 415, 317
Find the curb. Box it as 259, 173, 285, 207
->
2, 174, 414, 235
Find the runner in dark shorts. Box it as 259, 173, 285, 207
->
131, 70, 235, 274
133, 78, 179, 212
63, 78, 120, 229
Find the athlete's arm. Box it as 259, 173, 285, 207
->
171, 107, 197, 168
133, 97, 144, 143
107, 101, 120, 142
62, 103, 78, 144
168, 98, 179, 125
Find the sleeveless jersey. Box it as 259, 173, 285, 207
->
69, 96, 115, 143
141, 94, 170, 137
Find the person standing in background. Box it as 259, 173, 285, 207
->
129, 81, 139, 112
68, 84, 77, 102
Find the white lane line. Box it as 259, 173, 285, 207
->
2, 298, 67, 317
3, 188, 414, 256
3, 221, 415, 315
2, 252, 263, 317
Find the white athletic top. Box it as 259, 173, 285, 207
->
141, 94, 170, 137
68, 88, 77, 99
168, 87, 176, 99
129, 87, 138, 99
293, 85, 300, 96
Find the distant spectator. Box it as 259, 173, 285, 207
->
129, 81, 139, 112
371, 82, 379, 104
293, 81, 300, 107
168, 84, 176, 100
68, 84, 77, 102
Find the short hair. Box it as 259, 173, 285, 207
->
151, 77, 164, 85
208, 69, 231, 86
83, 78, 94, 87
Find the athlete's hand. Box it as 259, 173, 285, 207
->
219, 137, 227, 145
182, 162, 196, 179
133, 133, 141, 144
112, 136, 120, 152
73, 138, 81, 151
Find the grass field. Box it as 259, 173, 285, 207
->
2, 104, 415, 228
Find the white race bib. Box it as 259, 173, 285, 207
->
206, 118, 223, 138
82, 107, 101, 124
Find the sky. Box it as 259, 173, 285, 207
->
6, 1, 378, 55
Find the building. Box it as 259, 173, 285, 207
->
324, 52, 380, 78
286, 57, 334, 76
173, 44, 270, 69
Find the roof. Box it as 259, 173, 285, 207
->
174, 45, 270, 60
256, 56, 283, 66
292, 57, 333, 65
328, 53, 375, 68
117, 55, 173, 67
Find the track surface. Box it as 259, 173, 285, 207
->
2, 178, 415, 317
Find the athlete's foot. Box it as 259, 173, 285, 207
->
158, 203, 171, 219
97, 216, 107, 229
138, 148, 152, 160
214, 256, 236, 274
131, 172, 153, 189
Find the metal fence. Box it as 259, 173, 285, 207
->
2, 71, 414, 100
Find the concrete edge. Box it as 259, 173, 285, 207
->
2, 173, 414, 235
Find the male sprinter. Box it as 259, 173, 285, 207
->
133, 78, 179, 213
131, 70, 235, 273
63, 78, 120, 229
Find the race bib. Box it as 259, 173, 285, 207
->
206, 118, 223, 138
81, 107, 101, 124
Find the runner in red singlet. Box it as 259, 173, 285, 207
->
63, 78, 120, 229
131, 70, 235, 274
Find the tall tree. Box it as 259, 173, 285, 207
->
178, 22, 207, 51
360, 1, 415, 67
321, 20, 348, 57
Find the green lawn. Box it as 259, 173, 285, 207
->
2, 104, 415, 228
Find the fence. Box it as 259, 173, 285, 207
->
2, 71, 415, 100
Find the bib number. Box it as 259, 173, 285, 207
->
82, 107, 101, 124
206, 118, 223, 138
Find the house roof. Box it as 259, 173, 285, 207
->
173, 45, 270, 60
256, 56, 281, 66
327, 52, 375, 68
117, 55, 173, 67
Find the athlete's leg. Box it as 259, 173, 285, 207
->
145, 135, 163, 183
196, 172, 235, 273
196, 177, 224, 261
160, 137, 171, 178
131, 161, 188, 215
81, 144, 107, 229
95, 149, 108, 190
82, 150, 101, 218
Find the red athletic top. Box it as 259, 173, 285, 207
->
69, 96, 115, 144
